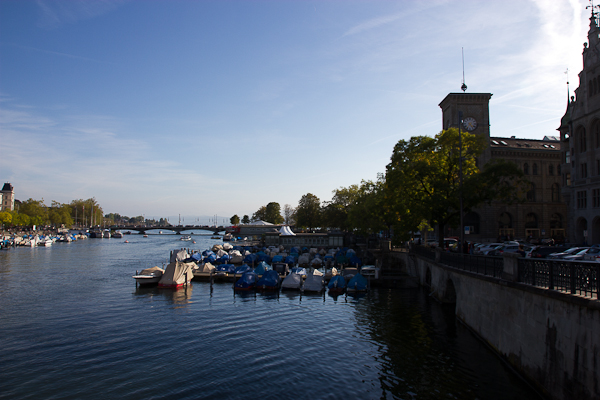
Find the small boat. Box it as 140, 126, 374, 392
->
234, 272, 257, 291
112, 231, 123, 238
143, 235, 148, 238
256, 270, 280, 291
327, 275, 346, 294
346, 273, 368, 292
158, 261, 194, 288
132, 266, 164, 285
303, 269, 324, 292
180, 235, 192, 241
281, 272, 302, 290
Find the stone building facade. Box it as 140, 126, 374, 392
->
1, 182, 15, 212
558, 11, 600, 245
439, 94, 567, 243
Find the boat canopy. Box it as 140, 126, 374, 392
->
328, 275, 346, 290
159, 261, 194, 287
347, 273, 368, 292
170, 249, 189, 263
281, 272, 302, 290
139, 266, 164, 276
303, 271, 324, 292
256, 270, 280, 288
235, 272, 257, 289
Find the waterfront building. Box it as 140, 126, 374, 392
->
1, 182, 15, 212
557, 10, 600, 245
439, 93, 567, 243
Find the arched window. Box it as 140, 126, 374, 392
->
498, 212, 512, 228
525, 213, 538, 229
558, 164, 562, 175
551, 183, 561, 202
532, 163, 538, 175
549, 165, 554, 175
527, 182, 536, 202
593, 120, 600, 148
524, 163, 529, 175
550, 213, 563, 229
578, 126, 587, 152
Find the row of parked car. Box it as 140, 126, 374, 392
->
472, 241, 600, 262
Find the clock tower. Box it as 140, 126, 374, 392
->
439, 92, 493, 162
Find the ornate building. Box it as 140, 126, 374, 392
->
439, 93, 567, 243
1, 182, 15, 212
558, 10, 600, 245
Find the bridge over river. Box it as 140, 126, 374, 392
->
110, 225, 227, 235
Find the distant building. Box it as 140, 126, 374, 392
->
558, 10, 600, 245
1, 183, 15, 212
439, 93, 567, 243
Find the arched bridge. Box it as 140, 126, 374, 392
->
110, 225, 227, 234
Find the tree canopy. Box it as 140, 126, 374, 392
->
230, 214, 240, 225
295, 193, 321, 229
385, 128, 527, 245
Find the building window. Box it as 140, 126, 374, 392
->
577, 191, 587, 209
565, 151, 570, 164
582, 163, 588, 178
549, 165, 554, 175
551, 183, 560, 202
580, 128, 587, 152
527, 182, 536, 202
532, 163, 538, 175
594, 121, 600, 148
557, 164, 562, 175
593, 189, 600, 208
524, 163, 529, 175
566, 173, 571, 186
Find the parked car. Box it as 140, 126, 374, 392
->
563, 248, 592, 261
583, 247, 600, 262
547, 247, 589, 260
527, 246, 571, 259
475, 243, 504, 255
491, 244, 533, 256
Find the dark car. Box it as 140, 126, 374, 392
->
528, 246, 571, 259
547, 247, 589, 260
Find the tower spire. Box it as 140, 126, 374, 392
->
461, 47, 467, 92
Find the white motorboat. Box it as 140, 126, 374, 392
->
112, 231, 123, 238
180, 235, 192, 241
133, 266, 165, 285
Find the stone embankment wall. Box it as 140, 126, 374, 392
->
393, 250, 599, 400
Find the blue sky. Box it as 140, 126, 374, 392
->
0, 0, 592, 223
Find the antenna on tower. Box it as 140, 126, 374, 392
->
587, 0, 599, 19
565, 67, 570, 101
461, 47, 467, 92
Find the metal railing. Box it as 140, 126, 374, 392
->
410, 247, 599, 299
439, 251, 504, 278
518, 258, 599, 299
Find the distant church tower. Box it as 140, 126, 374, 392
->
1, 183, 15, 211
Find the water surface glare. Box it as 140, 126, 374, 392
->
0, 234, 543, 399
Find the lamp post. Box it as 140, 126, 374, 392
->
458, 111, 464, 254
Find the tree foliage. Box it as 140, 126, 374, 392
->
230, 214, 240, 225
241, 215, 250, 224
385, 128, 526, 245
282, 204, 296, 225
251, 202, 284, 224
295, 193, 321, 229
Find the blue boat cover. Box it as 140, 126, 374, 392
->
244, 253, 258, 264
253, 261, 271, 275
216, 264, 235, 273
347, 273, 367, 291
202, 250, 214, 257
256, 270, 280, 288
290, 247, 300, 254
328, 275, 346, 289
234, 264, 252, 274
204, 254, 217, 263
285, 255, 296, 264
235, 272, 257, 289
272, 255, 283, 263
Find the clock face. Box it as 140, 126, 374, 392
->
463, 117, 477, 131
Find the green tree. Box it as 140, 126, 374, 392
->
19, 198, 48, 226
295, 193, 321, 229
251, 206, 267, 222
385, 128, 526, 247
70, 198, 102, 227
12, 212, 30, 227
230, 215, 240, 225
49, 201, 74, 227
241, 215, 250, 224
322, 184, 360, 230
264, 202, 284, 224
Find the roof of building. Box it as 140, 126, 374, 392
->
1, 183, 13, 192
489, 137, 560, 151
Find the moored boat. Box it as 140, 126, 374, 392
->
327, 275, 346, 294
158, 261, 194, 288
132, 266, 165, 285
234, 271, 257, 291
346, 273, 368, 292
256, 270, 280, 291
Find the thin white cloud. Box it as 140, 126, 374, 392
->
36, 0, 129, 29
342, 13, 404, 37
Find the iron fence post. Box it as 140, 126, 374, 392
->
549, 261, 554, 291
570, 264, 576, 295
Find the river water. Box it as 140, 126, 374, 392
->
0, 232, 543, 400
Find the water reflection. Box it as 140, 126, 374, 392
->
133, 284, 193, 307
